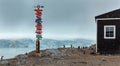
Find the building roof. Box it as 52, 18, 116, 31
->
95, 9, 120, 19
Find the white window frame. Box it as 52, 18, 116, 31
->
104, 25, 116, 39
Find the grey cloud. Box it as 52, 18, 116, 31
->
0, 0, 120, 40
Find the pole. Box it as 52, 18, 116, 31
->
36, 38, 40, 53
34, 5, 43, 53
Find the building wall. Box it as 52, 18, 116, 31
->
97, 20, 120, 54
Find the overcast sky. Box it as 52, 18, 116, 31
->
0, 0, 120, 40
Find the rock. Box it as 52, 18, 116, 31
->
79, 61, 87, 64
102, 58, 107, 61
0, 60, 9, 65
90, 51, 96, 55
46, 49, 62, 57
16, 61, 20, 66
56, 60, 65, 64
15, 54, 28, 65
16, 54, 28, 59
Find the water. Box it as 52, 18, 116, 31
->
0, 47, 61, 59
0, 38, 96, 59
0, 48, 35, 59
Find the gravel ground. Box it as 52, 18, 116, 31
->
1, 45, 120, 66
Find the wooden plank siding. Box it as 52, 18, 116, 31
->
97, 20, 120, 54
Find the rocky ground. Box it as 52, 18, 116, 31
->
0, 45, 120, 66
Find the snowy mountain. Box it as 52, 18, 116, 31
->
0, 39, 35, 48
0, 38, 96, 49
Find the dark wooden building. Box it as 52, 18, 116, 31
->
95, 9, 120, 54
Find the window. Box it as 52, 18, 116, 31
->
104, 25, 116, 39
